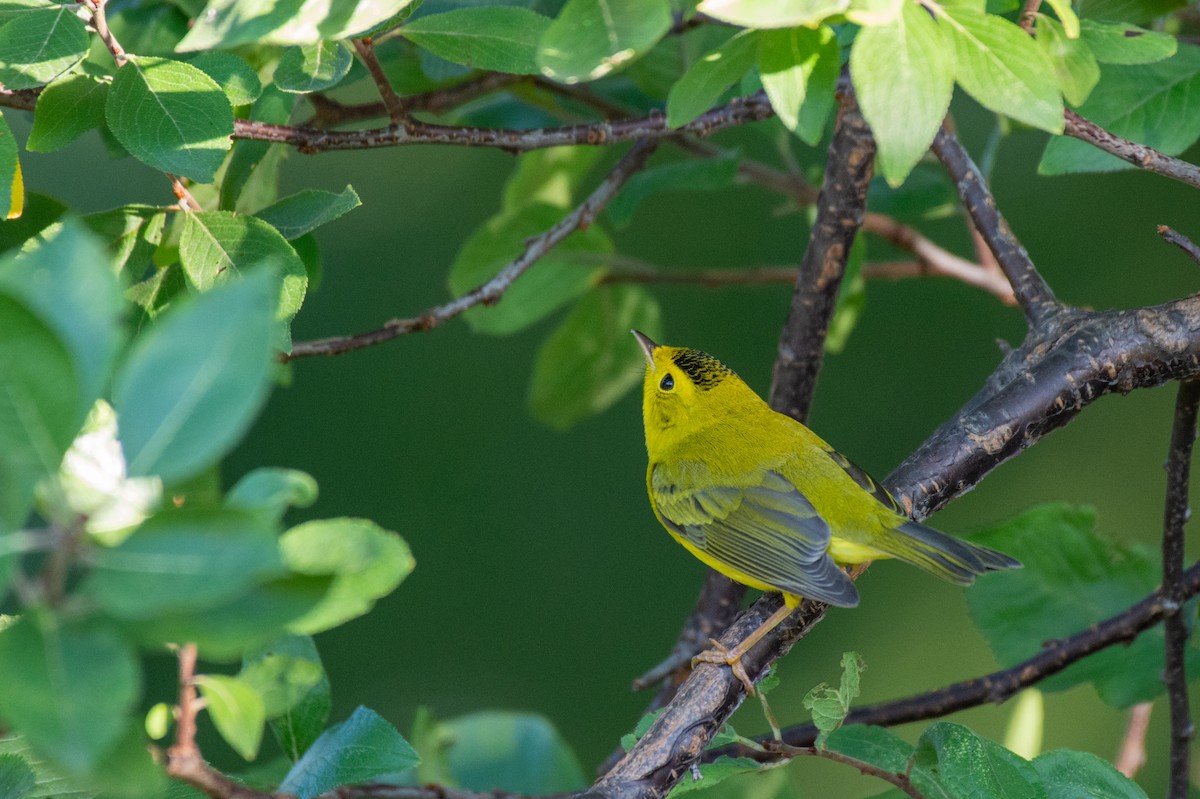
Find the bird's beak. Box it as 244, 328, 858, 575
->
631, 329, 657, 369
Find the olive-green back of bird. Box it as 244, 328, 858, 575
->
635, 333, 1020, 610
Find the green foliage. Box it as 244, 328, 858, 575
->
0, 754, 36, 799
177, 0, 413, 50
537, 0, 672, 84
852, 1, 954, 185
667, 31, 760, 129
442, 712, 586, 793
757, 26, 838, 146
0, 6, 87, 89
196, 674, 266, 760
188, 51, 263, 106
255, 186, 362, 240
401, 8, 552, 75
105, 57, 234, 183
606, 154, 740, 229
967, 503, 1197, 707
804, 651, 865, 747
26, 76, 108, 153
274, 42, 355, 94
1040, 46, 1200, 174
278, 706, 420, 799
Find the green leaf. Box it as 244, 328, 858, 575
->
758, 26, 838, 146
667, 31, 760, 129
0, 294, 78, 533
105, 56, 234, 183
255, 186, 361, 240
1032, 749, 1148, 799
112, 269, 276, 484
281, 518, 414, 634
248, 633, 331, 758
87, 507, 284, 618
804, 651, 864, 747
0, 754, 35, 799
239, 646, 323, 719
0, 613, 139, 773
0, 220, 122, 424
0, 192, 65, 257
911, 723, 1044, 799
0, 735, 91, 799
402, 8, 551, 75
178, 0, 414, 50
196, 675, 265, 760
123, 574, 333, 661
278, 706, 420, 799
967, 504, 1192, 707
221, 87, 295, 211
0, 110, 20, 221
502, 147, 603, 214
606, 154, 739, 228
274, 41, 354, 94
1042, 0, 1079, 37
26, 75, 108, 153
189, 51, 263, 106
444, 712, 586, 793
1041, 47, 1200, 176
852, 2, 955, 186
108, 2, 188, 57
1076, 0, 1183, 25
1037, 15, 1100, 107
669, 756, 763, 795
179, 210, 308, 329
529, 284, 662, 430
698, 0, 852, 27
1080, 20, 1175, 64
537, 0, 672, 84
447, 203, 609, 335
0, 6, 87, 89
83, 204, 167, 277
941, 7, 1064, 132
700, 0, 849, 26
825, 725, 914, 773
227, 468, 318, 524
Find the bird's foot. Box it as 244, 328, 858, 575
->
692, 638, 756, 695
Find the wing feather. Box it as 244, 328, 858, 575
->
652, 464, 859, 607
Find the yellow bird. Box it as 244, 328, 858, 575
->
633, 331, 1020, 693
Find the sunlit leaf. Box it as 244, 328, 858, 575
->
274, 41, 354, 93
0, 6, 87, 89
666, 31, 759, 128
196, 674, 265, 760
402, 8, 551, 75
537, 0, 671, 84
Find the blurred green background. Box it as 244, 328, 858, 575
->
14, 94, 1200, 796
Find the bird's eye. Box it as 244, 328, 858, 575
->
660, 373, 675, 391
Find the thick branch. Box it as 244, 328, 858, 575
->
1162, 380, 1199, 798
931, 125, 1058, 325
770, 84, 876, 422
286, 139, 658, 359
886, 295, 1200, 519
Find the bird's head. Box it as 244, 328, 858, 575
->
632, 330, 758, 453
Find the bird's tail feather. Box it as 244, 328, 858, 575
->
874, 521, 1021, 584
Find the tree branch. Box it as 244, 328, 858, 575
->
931, 124, 1059, 325
285, 139, 658, 360
351, 38, 407, 124
1065, 110, 1200, 191
305, 73, 526, 127
233, 92, 775, 154
1162, 379, 1199, 798
785, 746, 925, 799
1159, 225, 1200, 265
1114, 703, 1153, 778
769, 82, 876, 422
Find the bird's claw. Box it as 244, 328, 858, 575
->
692, 638, 756, 695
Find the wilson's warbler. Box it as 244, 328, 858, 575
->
633, 331, 1020, 693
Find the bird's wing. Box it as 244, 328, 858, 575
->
651, 464, 859, 607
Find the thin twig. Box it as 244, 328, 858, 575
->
351, 38, 407, 124
306, 73, 526, 127
231, 92, 776, 154
167, 174, 201, 212
81, 0, 127, 67
285, 139, 659, 359
1159, 225, 1200, 265
1019, 0, 1044, 32
1162, 379, 1199, 798
931, 124, 1059, 325
1114, 702, 1153, 778
1065, 110, 1200, 191
783, 746, 925, 799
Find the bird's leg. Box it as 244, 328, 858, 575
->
691, 602, 795, 695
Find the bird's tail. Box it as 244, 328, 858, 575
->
873, 521, 1021, 584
